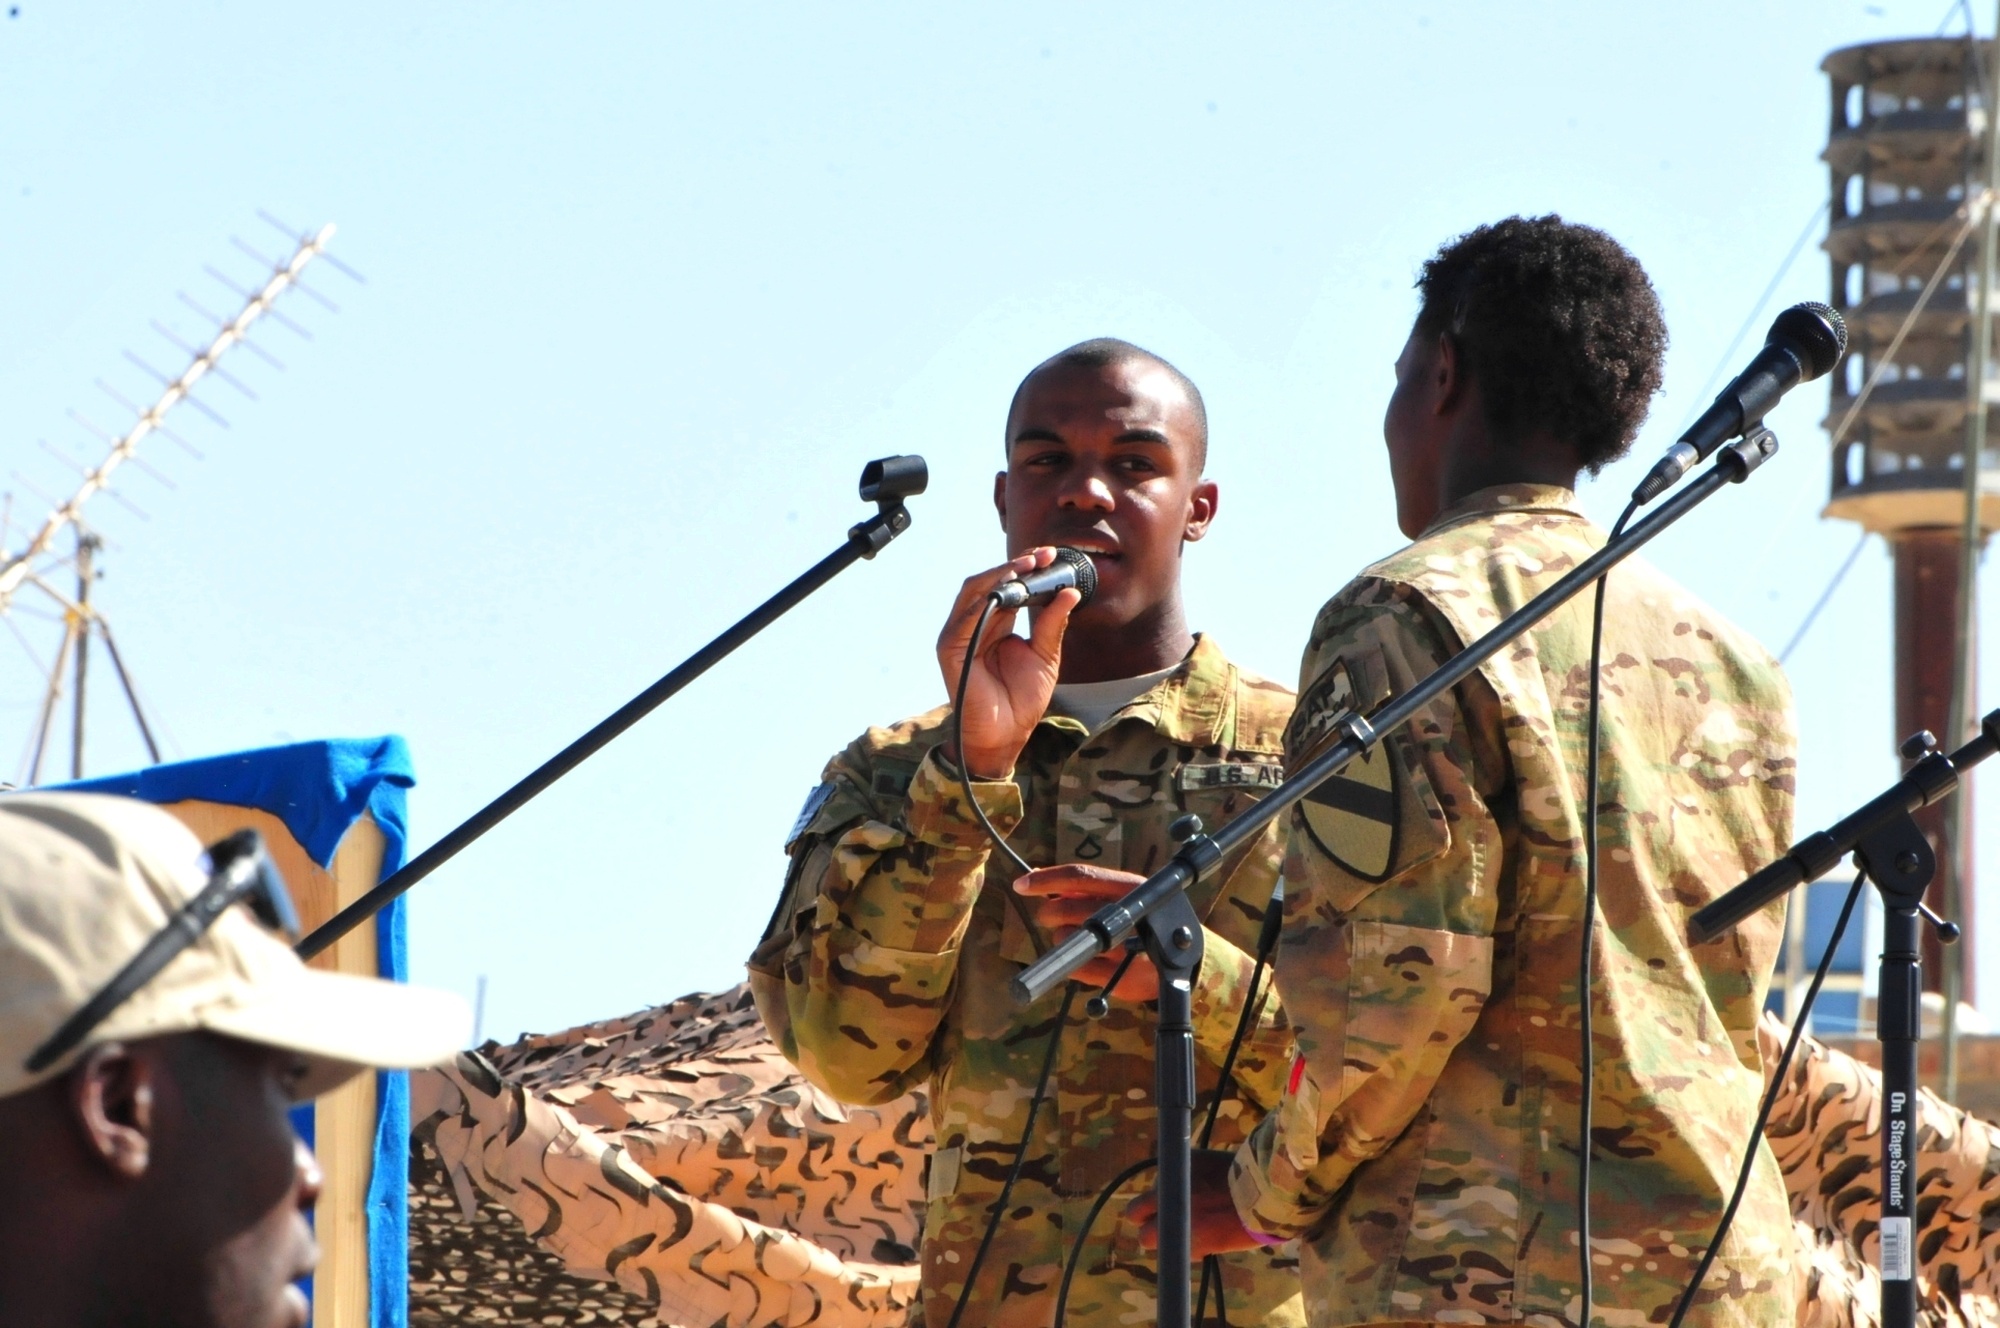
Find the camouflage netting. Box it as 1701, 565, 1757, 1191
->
409, 985, 926, 1328
407, 989, 2000, 1328
1764, 1016, 2000, 1328
409, 1142, 660, 1325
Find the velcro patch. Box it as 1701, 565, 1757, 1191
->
1286, 656, 1361, 756
785, 783, 837, 850
1175, 761, 1285, 792
927, 1144, 962, 1202
868, 758, 918, 800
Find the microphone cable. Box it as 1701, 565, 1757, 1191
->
951, 595, 1035, 879
1053, 1157, 1159, 1328
949, 555, 1258, 1328
1578, 496, 1637, 1326
1190, 885, 1283, 1328
1664, 868, 1867, 1328
940, 589, 1061, 1328
948, 544, 1101, 885
1054, 885, 1284, 1328
939, 983, 1077, 1328
1193, 1257, 1234, 1328
1199, 886, 1285, 1156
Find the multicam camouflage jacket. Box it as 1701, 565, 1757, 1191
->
750, 634, 1305, 1328
1229, 485, 1799, 1328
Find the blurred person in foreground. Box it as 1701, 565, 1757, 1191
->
0, 792, 470, 1328
750, 339, 1303, 1328
1125, 217, 1800, 1327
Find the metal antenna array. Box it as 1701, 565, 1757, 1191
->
2, 216, 358, 785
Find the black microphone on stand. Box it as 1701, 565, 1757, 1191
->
1632, 302, 1847, 504
991, 547, 1099, 608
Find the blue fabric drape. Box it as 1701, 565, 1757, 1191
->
61, 737, 416, 1328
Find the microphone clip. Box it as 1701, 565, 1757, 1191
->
849, 454, 929, 558
1639, 425, 1779, 508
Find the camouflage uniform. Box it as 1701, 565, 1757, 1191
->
1229, 485, 1799, 1328
750, 635, 1306, 1328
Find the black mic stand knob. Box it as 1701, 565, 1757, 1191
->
1080, 820, 1210, 1019
1921, 903, 1962, 944
1900, 730, 1939, 762
1086, 941, 1142, 1018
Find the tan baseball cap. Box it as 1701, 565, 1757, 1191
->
0, 791, 471, 1100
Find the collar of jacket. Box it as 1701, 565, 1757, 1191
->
1419, 482, 1584, 538
1037, 633, 1233, 748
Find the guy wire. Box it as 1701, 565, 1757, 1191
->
1674, 202, 1831, 435
1750, 204, 1979, 568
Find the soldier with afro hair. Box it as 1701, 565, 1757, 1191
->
1152, 216, 1802, 1328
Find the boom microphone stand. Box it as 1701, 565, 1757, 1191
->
297, 454, 928, 960
1690, 716, 2000, 1328
1013, 430, 1783, 1328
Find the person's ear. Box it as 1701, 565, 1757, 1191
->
1433, 333, 1463, 414
1182, 478, 1219, 544
992, 470, 1008, 530
69, 1042, 155, 1181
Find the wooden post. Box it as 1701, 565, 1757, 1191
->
155, 800, 387, 1328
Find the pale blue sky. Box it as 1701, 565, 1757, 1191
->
1, 1, 1990, 1043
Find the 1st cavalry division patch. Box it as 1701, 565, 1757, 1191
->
1291, 657, 1401, 881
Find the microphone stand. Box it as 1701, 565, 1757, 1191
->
1690, 716, 1998, 1328
1014, 430, 1781, 1328
296, 454, 929, 961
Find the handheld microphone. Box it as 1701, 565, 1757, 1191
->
991, 547, 1098, 609
1632, 302, 1847, 504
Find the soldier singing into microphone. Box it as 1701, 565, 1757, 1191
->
749, 339, 1304, 1328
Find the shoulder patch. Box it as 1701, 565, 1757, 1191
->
1286, 656, 1403, 883
1300, 745, 1399, 881
785, 783, 837, 850
1284, 655, 1363, 757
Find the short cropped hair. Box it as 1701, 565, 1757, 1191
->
1414, 216, 1666, 473
1008, 338, 1209, 470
